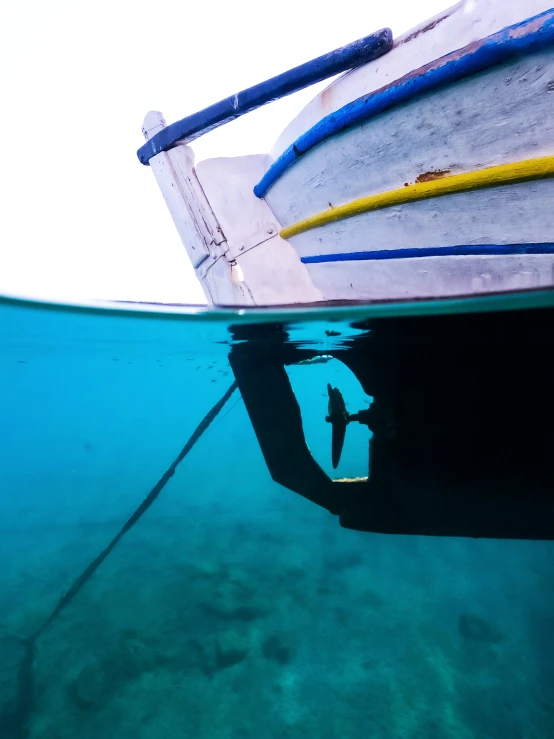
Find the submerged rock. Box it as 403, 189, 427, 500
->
111, 633, 156, 680
67, 662, 108, 711
214, 632, 249, 672
261, 635, 293, 665
215, 645, 247, 671
201, 603, 262, 622
67, 632, 158, 711
458, 613, 504, 644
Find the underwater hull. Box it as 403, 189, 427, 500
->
229, 298, 554, 540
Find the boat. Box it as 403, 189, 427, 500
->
4, 7, 554, 736
4, 3, 554, 721
133, 0, 554, 543
138, 0, 554, 306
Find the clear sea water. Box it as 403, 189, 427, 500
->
1, 293, 553, 738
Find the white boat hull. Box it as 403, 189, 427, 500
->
142, 0, 554, 305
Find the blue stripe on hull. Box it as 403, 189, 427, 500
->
300, 244, 554, 264
255, 9, 554, 198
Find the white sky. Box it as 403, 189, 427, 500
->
1, 0, 450, 304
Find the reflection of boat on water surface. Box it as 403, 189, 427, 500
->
139, 0, 554, 305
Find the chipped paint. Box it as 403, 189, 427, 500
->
255, 8, 554, 197
320, 86, 337, 115
388, 9, 554, 89
395, 11, 453, 47
415, 169, 452, 183
280, 154, 554, 239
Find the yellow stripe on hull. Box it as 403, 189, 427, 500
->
280, 156, 554, 239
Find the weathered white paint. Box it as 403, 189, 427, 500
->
143, 0, 554, 305
196, 155, 280, 260
271, 0, 554, 159
305, 255, 554, 301
143, 114, 320, 305
265, 47, 554, 227
289, 179, 554, 259
202, 255, 253, 305
233, 232, 323, 304
196, 155, 322, 304
260, 27, 554, 302
143, 111, 228, 303
143, 112, 227, 272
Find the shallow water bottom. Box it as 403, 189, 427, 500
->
2, 507, 553, 739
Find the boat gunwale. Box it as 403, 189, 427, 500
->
254, 8, 554, 198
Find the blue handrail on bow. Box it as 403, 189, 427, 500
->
137, 27, 392, 165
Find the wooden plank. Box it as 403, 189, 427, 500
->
142, 113, 320, 305
196, 154, 322, 304
142, 111, 231, 303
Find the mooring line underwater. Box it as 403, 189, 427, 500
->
0, 381, 238, 739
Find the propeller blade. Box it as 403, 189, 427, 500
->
331, 422, 347, 469
327, 384, 348, 468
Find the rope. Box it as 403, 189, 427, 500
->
0, 381, 238, 738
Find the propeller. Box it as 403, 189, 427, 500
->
326, 384, 349, 469
325, 385, 374, 468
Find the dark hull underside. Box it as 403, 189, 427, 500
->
230, 305, 554, 540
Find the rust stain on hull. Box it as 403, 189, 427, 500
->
395, 12, 453, 47
508, 13, 551, 39
415, 168, 451, 183
376, 9, 554, 99
321, 86, 337, 115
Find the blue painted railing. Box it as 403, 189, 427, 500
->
137, 28, 392, 165
254, 8, 554, 198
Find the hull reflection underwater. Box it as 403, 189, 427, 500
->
230, 305, 554, 541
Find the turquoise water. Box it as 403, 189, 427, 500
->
1, 293, 553, 738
